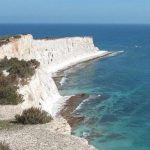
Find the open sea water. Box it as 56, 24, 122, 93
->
0, 24, 150, 150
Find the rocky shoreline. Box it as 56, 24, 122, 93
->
0, 94, 96, 150
59, 94, 88, 127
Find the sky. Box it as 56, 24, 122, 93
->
0, 0, 150, 24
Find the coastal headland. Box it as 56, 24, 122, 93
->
0, 34, 110, 150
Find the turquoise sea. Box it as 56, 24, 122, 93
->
0, 24, 150, 150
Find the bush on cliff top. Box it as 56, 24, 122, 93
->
0, 73, 23, 105
0, 85, 22, 105
15, 107, 53, 124
0, 34, 21, 47
0, 57, 40, 79
0, 57, 40, 105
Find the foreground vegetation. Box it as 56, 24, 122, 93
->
0, 57, 40, 105
15, 107, 53, 124
0, 120, 18, 130
0, 142, 10, 150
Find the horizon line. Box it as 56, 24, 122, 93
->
0, 22, 150, 25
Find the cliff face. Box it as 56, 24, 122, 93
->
0, 35, 101, 71
0, 34, 108, 116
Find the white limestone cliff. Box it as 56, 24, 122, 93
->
0, 34, 109, 117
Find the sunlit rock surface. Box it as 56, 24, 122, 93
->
0, 34, 109, 117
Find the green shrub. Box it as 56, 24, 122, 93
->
0, 57, 40, 79
15, 107, 53, 124
0, 57, 40, 105
0, 85, 22, 105
0, 73, 23, 105
0, 142, 10, 150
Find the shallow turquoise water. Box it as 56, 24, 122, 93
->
56, 26, 150, 150
0, 24, 150, 150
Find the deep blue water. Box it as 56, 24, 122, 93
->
0, 24, 150, 150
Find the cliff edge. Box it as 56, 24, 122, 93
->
0, 34, 109, 117
0, 34, 110, 150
